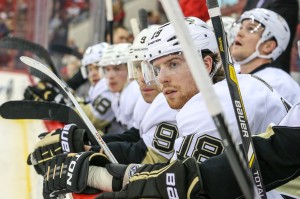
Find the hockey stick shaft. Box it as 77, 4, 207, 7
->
130, 18, 140, 38
206, 1, 266, 198
160, 0, 256, 198
105, 0, 113, 44
20, 56, 118, 164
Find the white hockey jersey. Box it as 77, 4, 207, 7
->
141, 93, 179, 161
279, 102, 300, 127
252, 66, 300, 105
88, 78, 115, 122
132, 96, 151, 129
174, 74, 289, 163
111, 80, 141, 130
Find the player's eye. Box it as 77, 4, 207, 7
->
169, 61, 179, 69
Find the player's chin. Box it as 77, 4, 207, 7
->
166, 98, 186, 110
142, 92, 158, 103
109, 84, 121, 92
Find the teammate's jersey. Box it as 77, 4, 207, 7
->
200, 123, 300, 198
111, 80, 141, 130
250, 64, 300, 105
104, 93, 178, 164
132, 96, 151, 129
88, 78, 115, 122
174, 74, 289, 163
274, 102, 300, 198
140, 93, 179, 162
279, 102, 300, 127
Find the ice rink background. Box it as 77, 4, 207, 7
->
0, 71, 45, 198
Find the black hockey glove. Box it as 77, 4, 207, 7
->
24, 81, 65, 104
43, 151, 110, 198
96, 157, 204, 199
27, 124, 89, 175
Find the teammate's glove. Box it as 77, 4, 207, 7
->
27, 124, 89, 175
43, 151, 110, 198
24, 81, 65, 104
96, 157, 204, 199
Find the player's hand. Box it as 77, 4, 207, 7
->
27, 124, 89, 175
42, 151, 110, 198
24, 81, 65, 104
96, 158, 204, 199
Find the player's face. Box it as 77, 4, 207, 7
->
135, 62, 161, 103
103, 64, 128, 92
87, 64, 101, 86
231, 20, 264, 62
114, 28, 130, 44
152, 53, 198, 109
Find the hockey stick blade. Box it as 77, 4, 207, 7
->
49, 43, 83, 59
206, 0, 266, 198
0, 100, 90, 131
19, 56, 118, 164
138, 8, 148, 30
160, 0, 256, 198
0, 36, 59, 78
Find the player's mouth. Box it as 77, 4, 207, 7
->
93, 79, 99, 84
163, 88, 177, 98
142, 87, 155, 93
234, 40, 242, 46
109, 82, 118, 87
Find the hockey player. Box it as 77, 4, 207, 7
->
79, 42, 117, 134
142, 17, 290, 198
98, 43, 141, 131
142, 16, 292, 198
98, 26, 179, 164
230, 8, 300, 104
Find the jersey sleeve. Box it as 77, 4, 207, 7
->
102, 127, 140, 143
111, 81, 141, 130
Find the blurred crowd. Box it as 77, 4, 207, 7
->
0, 0, 299, 76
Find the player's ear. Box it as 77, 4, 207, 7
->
203, 55, 213, 74
261, 39, 277, 55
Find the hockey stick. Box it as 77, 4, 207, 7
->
49, 43, 83, 59
0, 100, 99, 146
206, 0, 266, 198
0, 36, 59, 78
105, 0, 113, 44
130, 18, 140, 38
0, 36, 85, 89
0, 100, 91, 132
138, 8, 148, 31
20, 56, 118, 164
159, 0, 257, 198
